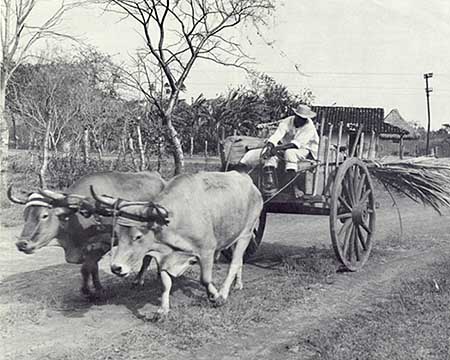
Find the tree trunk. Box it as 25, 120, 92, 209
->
82, 127, 90, 164
128, 135, 138, 171
0, 83, 9, 205
136, 124, 146, 171
39, 120, 52, 188
10, 114, 17, 149
166, 118, 184, 175
91, 132, 103, 161
164, 95, 184, 175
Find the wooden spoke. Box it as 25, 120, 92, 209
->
355, 173, 367, 201
338, 218, 352, 239
356, 225, 367, 251
354, 227, 360, 261
360, 220, 372, 234
342, 176, 355, 205
347, 226, 355, 262
346, 174, 357, 204
352, 166, 361, 192
338, 196, 352, 212
360, 188, 372, 204
337, 212, 352, 220
342, 223, 352, 256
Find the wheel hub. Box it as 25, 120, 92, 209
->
352, 204, 368, 225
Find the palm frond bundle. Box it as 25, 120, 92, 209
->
367, 157, 450, 214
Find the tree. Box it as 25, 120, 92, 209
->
7, 48, 123, 183
8, 60, 84, 186
104, 0, 275, 174
0, 0, 80, 196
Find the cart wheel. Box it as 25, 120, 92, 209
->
222, 209, 267, 263
330, 158, 376, 271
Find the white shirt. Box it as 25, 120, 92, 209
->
268, 116, 319, 159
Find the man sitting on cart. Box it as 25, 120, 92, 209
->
237, 104, 319, 198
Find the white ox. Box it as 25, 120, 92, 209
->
92, 171, 263, 319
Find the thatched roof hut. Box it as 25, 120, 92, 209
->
380, 109, 420, 140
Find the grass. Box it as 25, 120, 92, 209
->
288, 260, 450, 360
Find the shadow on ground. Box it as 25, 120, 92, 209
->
0, 242, 345, 320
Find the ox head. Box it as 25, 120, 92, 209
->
90, 186, 169, 277
8, 186, 94, 262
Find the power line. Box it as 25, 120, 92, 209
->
184, 81, 450, 92
190, 68, 450, 77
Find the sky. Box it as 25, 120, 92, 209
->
32, 0, 450, 129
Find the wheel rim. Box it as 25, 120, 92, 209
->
330, 158, 375, 271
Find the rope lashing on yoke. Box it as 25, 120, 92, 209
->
89, 187, 171, 256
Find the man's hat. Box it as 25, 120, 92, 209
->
292, 104, 316, 119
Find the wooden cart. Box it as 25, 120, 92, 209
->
223, 117, 377, 271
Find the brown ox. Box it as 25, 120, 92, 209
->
8, 171, 166, 297
92, 171, 263, 319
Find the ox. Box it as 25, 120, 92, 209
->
91, 171, 263, 319
8, 171, 166, 297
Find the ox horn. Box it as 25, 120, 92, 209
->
39, 188, 66, 201
90, 185, 117, 207
7, 185, 27, 205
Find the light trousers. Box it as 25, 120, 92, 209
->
240, 147, 310, 171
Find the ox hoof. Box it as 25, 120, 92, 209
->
211, 295, 226, 308
92, 287, 106, 299
234, 282, 243, 291
148, 311, 167, 323
80, 287, 92, 297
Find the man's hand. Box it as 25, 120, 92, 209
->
261, 142, 276, 160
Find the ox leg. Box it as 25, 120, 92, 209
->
219, 232, 252, 301
90, 261, 104, 294
234, 265, 243, 290
199, 251, 220, 304
151, 270, 172, 322
89, 251, 105, 295
132, 255, 152, 287
80, 263, 91, 296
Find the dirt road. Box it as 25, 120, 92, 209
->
1, 197, 449, 360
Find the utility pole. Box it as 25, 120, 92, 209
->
424, 72, 433, 155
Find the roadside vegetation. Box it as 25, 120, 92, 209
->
289, 260, 450, 360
